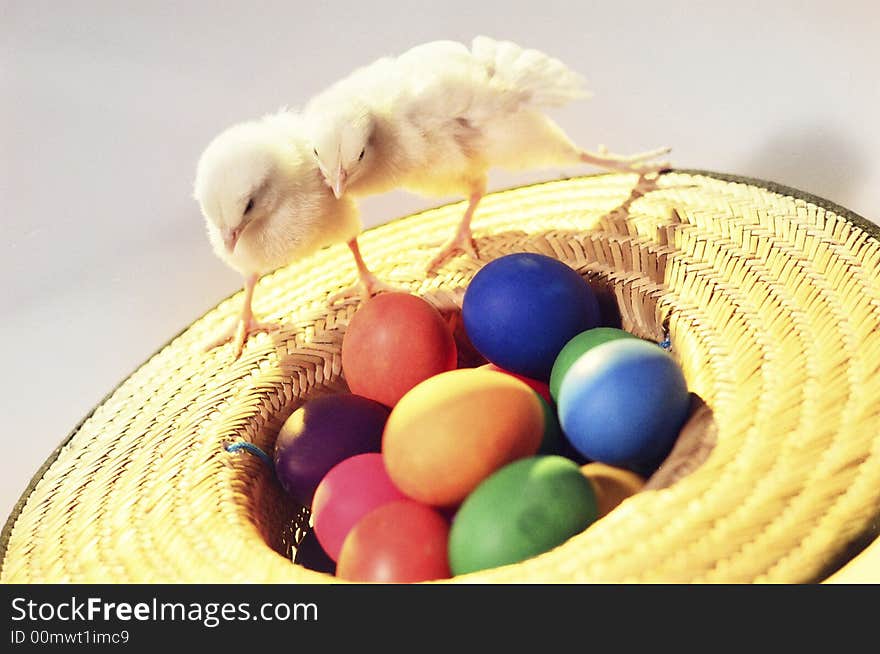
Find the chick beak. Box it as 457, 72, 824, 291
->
332, 166, 348, 199
223, 226, 242, 254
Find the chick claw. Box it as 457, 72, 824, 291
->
582, 145, 672, 176
630, 157, 672, 176
426, 227, 479, 273
328, 273, 402, 305
203, 317, 280, 359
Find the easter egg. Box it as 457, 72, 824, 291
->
478, 363, 552, 403
581, 462, 645, 518
341, 292, 457, 407
448, 456, 598, 575
537, 395, 564, 456
337, 500, 451, 583
274, 394, 390, 507
549, 327, 638, 402
558, 338, 690, 473
383, 368, 544, 507
462, 253, 600, 380
312, 453, 407, 561
293, 530, 336, 575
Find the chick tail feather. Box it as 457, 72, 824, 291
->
471, 35, 591, 108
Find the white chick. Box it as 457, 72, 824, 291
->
194, 111, 392, 358
305, 36, 671, 270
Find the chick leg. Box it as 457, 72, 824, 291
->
426, 178, 487, 273
203, 273, 280, 358
579, 145, 672, 175
328, 238, 401, 305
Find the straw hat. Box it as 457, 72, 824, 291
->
2, 170, 879, 583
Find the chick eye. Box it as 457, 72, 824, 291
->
313, 148, 319, 158
358, 148, 366, 161
243, 198, 254, 215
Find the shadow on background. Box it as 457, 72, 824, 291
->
740, 123, 869, 206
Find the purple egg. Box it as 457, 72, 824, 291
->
274, 394, 390, 507
294, 531, 336, 575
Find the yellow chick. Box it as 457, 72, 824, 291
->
305, 36, 670, 270
194, 111, 393, 358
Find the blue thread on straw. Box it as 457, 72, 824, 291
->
225, 442, 274, 469
658, 337, 672, 351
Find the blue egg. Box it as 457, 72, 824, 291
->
557, 338, 690, 473
462, 253, 600, 380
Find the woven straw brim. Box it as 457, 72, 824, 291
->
2, 171, 879, 583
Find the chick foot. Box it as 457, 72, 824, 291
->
204, 317, 280, 359
201, 273, 280, 359
581, 145, 672, 176
427, 183, 485, 273
427, 226, 479, 273
329, 239, 404, 305
328, 273, 402, 305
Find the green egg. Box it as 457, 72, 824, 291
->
448, 456, 598, 576
549, 328, 638, 402
537, 395, 563, 455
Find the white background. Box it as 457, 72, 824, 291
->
2, 1, 878, 519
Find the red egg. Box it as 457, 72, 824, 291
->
342, 293, 457, 407
337, 500, 451, 583
478, 363, 553, 404
311, 453, 407, 562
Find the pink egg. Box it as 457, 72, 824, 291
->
311, 453, 407, 561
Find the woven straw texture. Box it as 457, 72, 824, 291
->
2, 171, 879, 583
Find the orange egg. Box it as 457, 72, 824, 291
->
383, 368, 544, 507
580, 462, 645, 518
